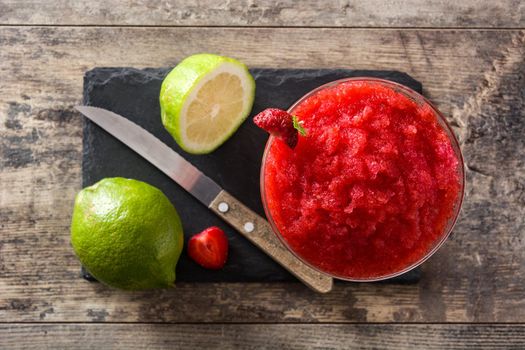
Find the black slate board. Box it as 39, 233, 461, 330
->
82, 67, 422, 283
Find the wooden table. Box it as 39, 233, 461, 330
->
1, 1, 524, 348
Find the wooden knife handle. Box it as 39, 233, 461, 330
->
209, 190, 333, 293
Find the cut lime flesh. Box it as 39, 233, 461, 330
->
160, 54, 255, 154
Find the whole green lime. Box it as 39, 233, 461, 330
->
71, 178, 184, 290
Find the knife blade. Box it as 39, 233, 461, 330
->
75, 106, 333, 293
76, 106, 221, 206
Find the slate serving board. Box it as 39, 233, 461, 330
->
82, 67, 422, 283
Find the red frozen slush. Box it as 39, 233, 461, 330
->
263, 79, 462, 279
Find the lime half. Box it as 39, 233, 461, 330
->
160, 54, 255, 154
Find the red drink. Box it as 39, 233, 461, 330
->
262, 78, 464, 280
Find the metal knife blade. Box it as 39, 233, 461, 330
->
75, 106, 222, 206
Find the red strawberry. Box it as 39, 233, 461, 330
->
253, 108, 298, 148
188, 226, 229, 270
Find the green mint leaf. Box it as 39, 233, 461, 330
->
292, 115, 307, 136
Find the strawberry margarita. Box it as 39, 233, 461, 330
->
261, 79, 464, 280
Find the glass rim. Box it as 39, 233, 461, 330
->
260, 77, 466, 282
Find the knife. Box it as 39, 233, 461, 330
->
75, 106, 333, 293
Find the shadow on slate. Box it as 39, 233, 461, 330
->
82, 67, 422, 284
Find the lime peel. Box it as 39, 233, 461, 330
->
71, 178, 184, 290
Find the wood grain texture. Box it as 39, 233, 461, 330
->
210, 190, 333, 293
0, 324, 524, 349
0, 27, 524, 323
0, 0, 524, 28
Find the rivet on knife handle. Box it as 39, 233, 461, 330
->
209, 190, 333, 293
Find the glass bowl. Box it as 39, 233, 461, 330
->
260, 77, 465, 282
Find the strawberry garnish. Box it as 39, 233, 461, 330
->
254, 108, 306, 149
188, 226, 229, 270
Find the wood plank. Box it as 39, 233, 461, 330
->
0, 27, 524, 323
1, 324, 524, 349
0, 0, 524, 28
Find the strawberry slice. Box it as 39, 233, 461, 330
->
254, 108, 306, 148
188, 226, 229, 270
